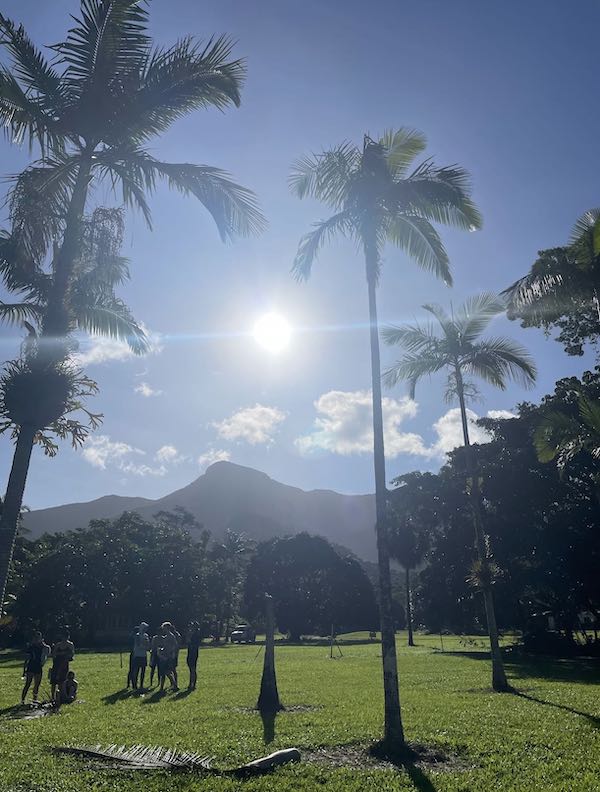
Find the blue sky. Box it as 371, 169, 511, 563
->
0, 0, 598, 509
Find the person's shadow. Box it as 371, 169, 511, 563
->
101, 689, 134, 705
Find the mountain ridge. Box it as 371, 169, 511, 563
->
22, 461, 378, 560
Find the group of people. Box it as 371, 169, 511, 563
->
127, 620, 201, 693
21, 629, 78, 708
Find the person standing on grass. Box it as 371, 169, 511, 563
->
186, 621, 201, 691
21, 631, 50, 705
50, 630, 75, 703
157, 622, 178, 692
149, 631, 160, 687
131, 622, 150, 690
169, 623, 182, 690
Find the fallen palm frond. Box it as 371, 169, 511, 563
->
55, 744, 301, 777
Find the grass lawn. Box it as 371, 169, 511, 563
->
0, 632, 598, 791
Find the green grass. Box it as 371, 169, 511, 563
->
0, 633, 598, 791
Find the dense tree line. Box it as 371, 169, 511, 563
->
393, 369, 600, 652
1, 513, 378, 647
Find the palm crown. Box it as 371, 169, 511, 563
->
0, 0, 265, 258
382, 293, 537, 399
290, 129, 482, 283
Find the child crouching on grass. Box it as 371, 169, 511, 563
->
57, 671, 78, 708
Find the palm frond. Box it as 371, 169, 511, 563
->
382, 352, 447, 394
109, 35, 244, 144
0, 66, 60, 151
56, 744, 215, 772
56, 0, 150, 87
97, 149, 265, 238
291, 212, 352, 281
74, 303, 149, 354
381, 321, 439, 353
569, 208, 600, 269
534, 411, 583, 465
289, 143, 359, 208
398, 162, 482, 231
0, 301, 42, 327
0, 14, 71, 116
422, 302, 457, 340
385, 214, 452, 285
379, 128, 427, 177
463, 337, 537, 389
454, 292, 505, 342
502, 247, 581, 320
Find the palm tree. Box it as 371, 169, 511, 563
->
382, 293, 537, 691
388, 473, 436, 647
290, 129, 481, 748
0, 0, 264, 610
0, 207, 146, 609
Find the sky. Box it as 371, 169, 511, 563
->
0, 0, 599, 509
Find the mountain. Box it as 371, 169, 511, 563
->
22, 461, 378, 560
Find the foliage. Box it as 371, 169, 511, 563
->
9, 510, 211, 643
290, 129, 481, 283
243, 534, 378, 640
504, 210, 600, 357
382, 292, 536, 396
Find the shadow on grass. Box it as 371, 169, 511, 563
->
513, 690, 600, 729
259, 710, 277, 745
369, 743, 439, 791
446, 649, 600, 686
101, 688, 135, 705
140, 689, 170, 705
173, 688, 194, 701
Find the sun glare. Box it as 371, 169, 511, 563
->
253, 312, 291, 354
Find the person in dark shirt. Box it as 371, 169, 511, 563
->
50, 630, 75, 703
21, 631, 50, 705
186, 621, 201, 691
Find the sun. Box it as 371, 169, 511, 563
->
253, 312, 291, 354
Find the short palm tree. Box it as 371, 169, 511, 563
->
383, 293, 537, 691
0, 0, 264, 610
290, 129, 481, 748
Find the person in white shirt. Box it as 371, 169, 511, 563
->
131, 622, 150, 690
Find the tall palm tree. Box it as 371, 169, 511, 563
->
0, 0, 264, 610
290, 129, 481, 748
382, 293, 537, 691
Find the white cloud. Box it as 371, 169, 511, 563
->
155, 445, 183, 464
135, 381, 162, 398
295, 390, 428, 458
198, 448, 231, 469
73, 326, 163, 367
119, 460, 167, 477
295, 390, 514, 461
430, 408, 491, 456
214, 404, 286, 445
82, 436, 181, 477
82, 435, 142, 470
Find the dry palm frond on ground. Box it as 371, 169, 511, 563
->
56, 744, 301, 777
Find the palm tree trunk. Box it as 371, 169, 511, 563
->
0, 424, 37, 613
43, 157, 92, 345
405, 567, 414, 647
455, 366, 509, 692
366, 254, 405, 748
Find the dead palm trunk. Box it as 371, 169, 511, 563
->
0, 160, 92, 613
257, 594, 282, 712
365, 241, 405, 748
405, 567, 414, 647
455, 365, 509, 692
